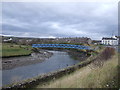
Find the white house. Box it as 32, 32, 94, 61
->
101, 36, 119, 45
3, 38, 13, 42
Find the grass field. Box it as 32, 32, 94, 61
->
36, 52, 118, 88
1, 43, 32, 57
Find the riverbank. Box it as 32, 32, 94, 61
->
37, 54, 118, 88
2, 50, 53, 70
35, 47, 118, 88
2, 47, 99, 89
3, 47, 116, 89
38, 47, 94, 61
2, 45, 105, 89
2, 48, 89, 70
2, 52, 96, 89
1, 43, 32, 57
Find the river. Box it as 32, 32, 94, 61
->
2, 51, 81, 87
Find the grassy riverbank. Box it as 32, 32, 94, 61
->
2, 47, 98, 89
3, 45, 117, 89
35, 48, 118, 88
1, 43, 32, 57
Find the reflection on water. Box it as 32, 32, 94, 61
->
2, 51, 80, 86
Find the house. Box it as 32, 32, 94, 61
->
3, 37, 13, 42
115, 36, 120, 45
101, 36, 119, 45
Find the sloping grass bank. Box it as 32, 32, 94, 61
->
36, 47, 118, 88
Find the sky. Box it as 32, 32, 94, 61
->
1, 1, 118, 40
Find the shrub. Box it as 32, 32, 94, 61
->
93, 47, 115, 67
100, 47, 115, 60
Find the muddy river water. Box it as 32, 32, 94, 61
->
2, 51, 82, 87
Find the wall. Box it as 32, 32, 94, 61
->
102, 39, 118, 45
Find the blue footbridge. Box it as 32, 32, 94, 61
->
32, 44, 92, 50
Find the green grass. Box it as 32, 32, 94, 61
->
35, 53, 118, 88
1, 43, 32, 57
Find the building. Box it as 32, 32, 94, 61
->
101, 36, 119, 45
115, 36, 120, 45
3, 37, 13, 43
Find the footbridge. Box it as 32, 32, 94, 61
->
32, 44, 92, 50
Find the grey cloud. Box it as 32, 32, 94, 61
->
2, 2, 118, 40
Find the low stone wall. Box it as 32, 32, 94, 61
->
2, 55, 96, 90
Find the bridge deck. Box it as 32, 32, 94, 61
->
32, 44, 91, 50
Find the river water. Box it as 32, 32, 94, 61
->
2, 51, 81, 87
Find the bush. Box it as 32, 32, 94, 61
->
100, 47, 115, 60
93, 47, 115, 67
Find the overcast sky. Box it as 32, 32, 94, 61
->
2, 1, 118, 40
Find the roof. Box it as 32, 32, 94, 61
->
115, 36, 120, 38
102, 37, 117, 40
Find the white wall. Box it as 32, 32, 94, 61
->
101, 39, 118, 45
